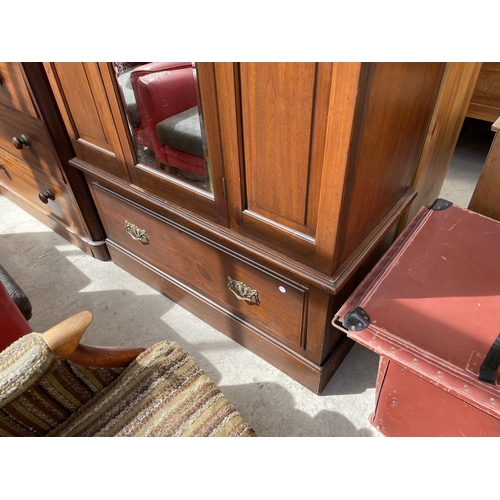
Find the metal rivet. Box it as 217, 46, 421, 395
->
473, 362, 477, 366
437, 371, 442, 376
350, 326, 355, 331
477, 353, 481, 357
413, 358, 418, 363
278, 286, 286, 293
491, 398, 496, 403
358, 322, 363, 327
381, 426, 386, 432
372, 337, 376, 341
391, 347, 396, 351
463, 385, 468, 390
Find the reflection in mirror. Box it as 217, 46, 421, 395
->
113, 62, 212, 192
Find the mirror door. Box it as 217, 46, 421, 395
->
111, 62, 229, 224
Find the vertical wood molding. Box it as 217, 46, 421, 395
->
400, 62, 482, 227
314, 62, 363, 275
43, 62, 82, 147
196, 63, 230, 227
214, 63, 244, 227
97, 62, 135, 173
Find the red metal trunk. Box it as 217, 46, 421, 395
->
333, 201, 500, 437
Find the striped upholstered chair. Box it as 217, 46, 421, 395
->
0, 311, 256, 437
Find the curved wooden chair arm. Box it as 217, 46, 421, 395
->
68, 344, 146, 367
43, 311, 93, 359
42, 311, 146, 367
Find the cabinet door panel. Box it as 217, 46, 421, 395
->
45, 63, 131, 181
241, 62, 317, 228
221, 63, 333, 266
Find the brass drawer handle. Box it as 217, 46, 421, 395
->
227, 276, 259, 304
124, 220, 149, 244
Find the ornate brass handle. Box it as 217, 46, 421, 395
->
227, 276, 259, 304
124, 220, 149, 244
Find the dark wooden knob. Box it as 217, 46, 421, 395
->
38, 190, 55, 204
12, 134, 31, 150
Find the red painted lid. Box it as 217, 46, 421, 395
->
335, 204, 500, 388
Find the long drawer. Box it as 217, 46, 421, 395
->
0, 63, 37, 118
0, 103, 64, 182
0, 148, 86, 233
92, 183, 309, 350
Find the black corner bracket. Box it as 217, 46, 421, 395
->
429, 198, 453, 211
342, 306, 370, 332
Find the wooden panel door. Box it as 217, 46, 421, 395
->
218, 63, 342, 268
241, 62, 319, 233
43, 63, 131, 181
217, 62, 445, 276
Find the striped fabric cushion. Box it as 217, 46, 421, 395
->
0, 334, 124, 437
0, 333, 55, 408
49, 341, 257, 437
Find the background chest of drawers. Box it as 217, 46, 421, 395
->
466, 62, 500, 122
0, 63, 107, 260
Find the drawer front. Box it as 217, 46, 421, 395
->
0, 149, 85, 233
0, 103, 64, 182
93, 184, 308, 349
0, 63, 37, 118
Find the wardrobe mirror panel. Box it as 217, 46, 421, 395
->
113, 62, 212, 192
